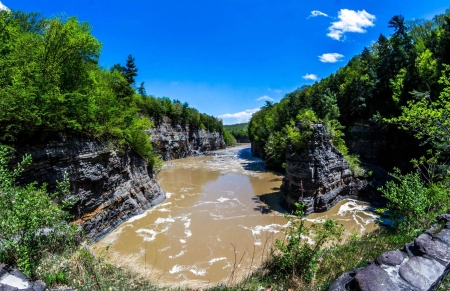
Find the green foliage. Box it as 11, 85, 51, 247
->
378, 168, 449, 234
224, 123, 249, 142
0, 146, 77, 277
388, 65, 450, 146
267, 203, 344, 283
223, 131, 237, 146
0, 10, 224, 167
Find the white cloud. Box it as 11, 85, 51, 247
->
327, 9, 375, 41
268, 88, 282, 94
318, 53, 344, 63
219, 108, 259, 123
256, 95, 274, 102
0, 1, 10, 11
302, 74, 318, 81
309, 10, 328, 18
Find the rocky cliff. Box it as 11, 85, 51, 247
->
280, 124, 370, 214
148, 118, 226, 160
11, 134, 165, 242
329, 212, 450, 291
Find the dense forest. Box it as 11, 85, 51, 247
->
0, 10, 224, 167
224, 123, 249, 143
249, 11, 450, 171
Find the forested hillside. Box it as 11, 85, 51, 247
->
224, 123, 249, 143
249, 11, 450, 171
0, 10, 224, 167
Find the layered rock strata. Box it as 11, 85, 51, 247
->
11, 135, 165, 242
328, 212, 450, 291
148, 118, 226, 160
280, 124, 363, 213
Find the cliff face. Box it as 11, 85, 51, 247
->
11, 134, 165, 242
280, 124, 363, 213
148, 118, 226, 160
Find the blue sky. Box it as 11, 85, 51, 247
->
2, 1, 449, 124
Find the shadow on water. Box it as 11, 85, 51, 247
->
252, 191, 289, 215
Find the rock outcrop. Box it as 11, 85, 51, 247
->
11, 134, 165, 242
328, 212, 450, 291
148, 118, 226, 160
280, 124, 365, 213
0, 264, 46, 291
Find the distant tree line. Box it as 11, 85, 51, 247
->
224, 123, 249, 143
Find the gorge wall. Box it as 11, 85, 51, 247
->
280, 124, 380, 214
10, 134, 165, 242
148, 118, 226, 160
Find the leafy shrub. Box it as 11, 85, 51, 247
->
266, 203, 344, 283
224, 131, 237, 146
0, 146, 77, 277
378, 168, 450, 235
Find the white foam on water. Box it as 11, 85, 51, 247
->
181, 216, 191, 228
241, 223, 288, 236
185, 229, 192, 237
190, 267, 206, 276
337, 200, 377, 218
136, 229, 158, 241
232, 197, 246, 207
209, 212, 251, 221
222, 262, 232, 269
155, 217, 175, 224
127, 202, 174, 223
159, 246, 171, 252
166, 192, 173, 198
169, 250, 186, 259
126, 212, 148, 223
169, 264, 206, 276
180, 239, 186, 243
254, 240, 262, 246
208, 257, 227, 265
217, 197, 230, 203
158, 208, 171, 212
169, 264, 184, 274
337, 200, 379, 230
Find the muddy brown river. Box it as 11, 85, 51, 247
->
94, 145, 378, 288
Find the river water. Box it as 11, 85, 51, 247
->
94, 145, 378, 288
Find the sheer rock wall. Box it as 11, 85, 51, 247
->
280, 124, 366, 214
148, 118, 226, 160
11, 135, 165, 242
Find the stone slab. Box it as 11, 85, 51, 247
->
399, 256, 444, 291
355, 263, 400, 291
414, 235, 450, 267
377, 250, 405, 266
